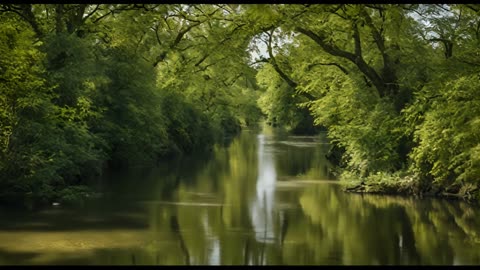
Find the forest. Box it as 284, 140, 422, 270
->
1, 4, 479, 208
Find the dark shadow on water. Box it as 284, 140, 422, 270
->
0, 248, 40, 265
0, 207, 148, 232
0, 247, 142, 265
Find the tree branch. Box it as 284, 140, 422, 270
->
359, 7, 385, 53
359, 6, 398, 94
265, 30, 315, 101
55, 4, 64, 34
91, 5, 117, 24
153, 20, 204, 67
67, 4, 87, 34
17, 5, 43, 38
152, 23, 163, 46
295, 27, 356, 61
465, 4, 480, 13
213, 4, 232, 15
364, 4, 386, 11
307, 62, 349, 74
296, 26, 386, 97
266, 30, 296, 90
194, 53, 210, 67
250, 58, 269, 66
82, 4, 100, 22
352, 21, 363, 58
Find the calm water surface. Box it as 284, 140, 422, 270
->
1, 129, 480, 265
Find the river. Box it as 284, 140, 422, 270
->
0, 128, 479, 265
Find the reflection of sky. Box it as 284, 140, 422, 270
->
202, 214, 220, 265
250, 134, 276, 243
208, 238, 220, 265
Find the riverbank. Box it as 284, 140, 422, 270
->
341, 171, 480, 204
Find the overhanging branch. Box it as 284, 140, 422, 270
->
265, 29, 315, 101
308, 62, 349, 74
295, 26, 386, 97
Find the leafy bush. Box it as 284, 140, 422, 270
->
409, 74, 480, 189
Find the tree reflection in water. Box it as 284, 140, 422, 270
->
1, 130, 480, 265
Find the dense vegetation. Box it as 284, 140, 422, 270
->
1, 4, 480, 207
247, 4, 480, 202
0, 4, 262, 207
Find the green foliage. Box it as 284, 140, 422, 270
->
56, 185, 92, 207
2, 3, 480, 206
303, 64, 405, 175
409, 74, 480, 187
0, 15, 59, 198
251, 4, 480, 197
92, 44, 169, 166
234, 86, 263, 128
0, 4, 262, 207
257, 63, 315, 133
159, 89, 215, 154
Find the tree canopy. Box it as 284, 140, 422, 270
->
1, 4, 479, 206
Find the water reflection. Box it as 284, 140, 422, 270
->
250, 134, 276, 244
1, 129, 480, 265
